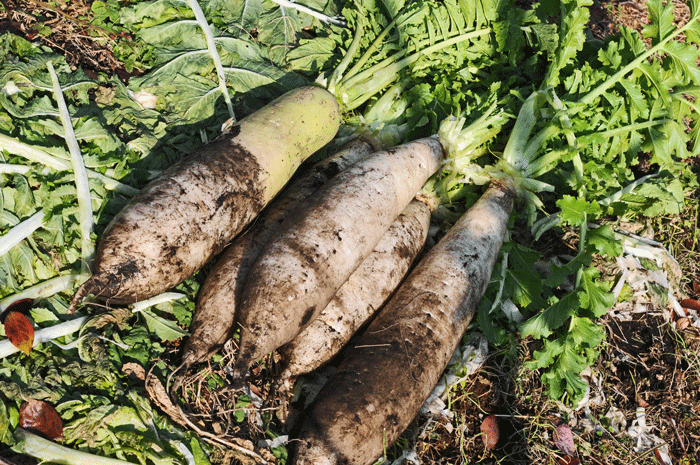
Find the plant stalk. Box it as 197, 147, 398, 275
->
47, 60, 95, 274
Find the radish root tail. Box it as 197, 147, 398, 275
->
67, 277, 97, 314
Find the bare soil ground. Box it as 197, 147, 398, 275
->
1, 1, 699, 464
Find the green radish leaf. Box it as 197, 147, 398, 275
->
519, 292, 579, 340
619, 79, 648, 119
0, 398, 12, 445
503, 242, 542, 308
578, 267, 614, 318
586, 225, 621, 258
568, 314, 604, 348
660, 40, 700, 85
540, 349, 589, 401
529, 315, 602, 403
556, 195, 599, 226
534, 0, 561, 18
188, 435, 213, 465
120, 326, 160, 366
619, 175, 685, 217
643, 0, 677, 44
525, 334, 564, 369
493, 7, 527, 64
287, 37, 338, 73
476, 297, 509, 345
120, 0, 193, 28
530, 23, 559, 55
543, 0, 592, 87
140, 309, 189, 341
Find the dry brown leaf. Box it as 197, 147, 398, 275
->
145, 368, 188, 428
122, 362, 146, 381
3, 311, 34, 356
654, 447, 673, 465
680, 298, 700, 312
19, 400, 63, 440
553, 421, 576, 457
480, 414, 499, 451
676, 317, 690, 330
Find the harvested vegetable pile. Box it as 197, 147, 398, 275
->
0, 0, 699, 464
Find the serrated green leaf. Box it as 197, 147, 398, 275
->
503, 242, 542, 308
578, 267, 614, 318
525, 336, 564, 369
530, 23, 558, 55
541, 351, 589, 402
557, 194, 599, 226
619, 79, 648, 119
287, 37, 338, 73
586, 225, 622, 257
476, 297, 508, 345
568, 315, 604, 347
643, 0, 677, 44
135, 19, 207, 53
544, 0, 592, 87
661, 40, 700, 85
223, 0, 266, 33
120, 0, 193, 28
493, 8, 527, 64
519, 292, 579, 339
532, 322, 599, 403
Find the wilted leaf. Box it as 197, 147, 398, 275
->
3, 311, 34, 355
0, 298, 33, 321
480, 414, 499, 451
19, 400, 63, 440
145, 368, 188, 428
553, 421, 576, 456
680, 298, 700, 312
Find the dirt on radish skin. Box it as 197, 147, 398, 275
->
292, 180, 515, 465
181, 138, 375, 367
275, 199, 432, 406
231, 136, 445, 383
68, 86, 341, 312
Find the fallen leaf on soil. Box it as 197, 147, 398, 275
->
680, 298, 700, 312
122, 362, 146, 381
19, 400, 63, 440
3, 311, 34, 355
676, 317, 690, 330
553, 421, 576, 456
144, 368, 189, 428
480, 414, 499, 451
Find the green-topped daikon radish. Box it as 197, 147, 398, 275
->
292, 179, 515, 465
181, 138, 375, 367
273, 199, 432, 418
229, 106, 506, 384
68, 86, 340, 313
230, 136, 444, 383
